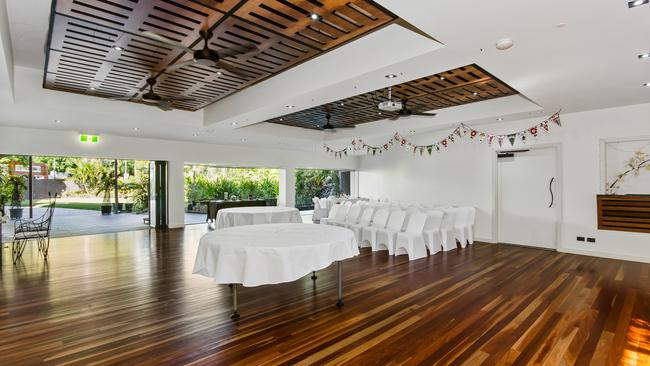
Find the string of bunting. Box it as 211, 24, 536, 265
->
323, 111, 561, 158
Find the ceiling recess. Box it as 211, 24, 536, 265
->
266, 64, 519, 130
44, 0, 397, 111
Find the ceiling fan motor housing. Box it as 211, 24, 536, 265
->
378, 100, 403, 112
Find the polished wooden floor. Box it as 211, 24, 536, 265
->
1, 226, 649, 365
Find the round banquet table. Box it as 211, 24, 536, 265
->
193, 223, 359, 319
214, 206, 302, 230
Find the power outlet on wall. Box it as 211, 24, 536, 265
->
587, 237, 596, 243
576, 236, 585, 242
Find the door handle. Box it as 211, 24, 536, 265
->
548, 177, 555, 208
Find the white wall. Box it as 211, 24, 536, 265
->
359, 102, 650, 263
0, 126, 359, 228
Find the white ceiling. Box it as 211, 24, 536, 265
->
1, 0, 649, 151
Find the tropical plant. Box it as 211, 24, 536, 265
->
184, 167, 280, 204
120, 174, 149, 212
0, 172, 8, 212
294, 169, 340, 207
95, 166, 116, 204
69, 159, 101, 195
7, 174, 27, 208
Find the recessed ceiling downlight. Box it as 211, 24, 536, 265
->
629, 0, 649, 8
639, 53, 650, 59
644, 82, 650, 87
385, 73, 397, 79
495, 38, 514, 50
54, 119, 62, 124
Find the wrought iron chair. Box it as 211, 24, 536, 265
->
12, 194, 57, 264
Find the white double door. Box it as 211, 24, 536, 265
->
497, 147, 559, 249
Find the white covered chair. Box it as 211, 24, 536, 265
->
361, 208, 390, 248
332, 204, 361, 227
319, 203, 340, 225
311, 197, 328, 223
394, 212, 428, 260
450, 207, 471, 247
439, 210, 457, 251
326, 201, 352, 226
374, 210, 406, 254
422, 210, 444, 254
402, 207, 422, 231
466, 207, 476, 244
347, 206, 375, 245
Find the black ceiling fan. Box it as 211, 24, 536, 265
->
389, 98, 437, 121
141, 26, 258, 77
109, 77, 194, 111
318, 111, 356, 132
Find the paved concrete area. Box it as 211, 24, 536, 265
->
1, 209, 306, 243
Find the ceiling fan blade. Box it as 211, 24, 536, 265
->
334, 125, 356, 129
108, 96, 137, 101
218, 43, 259, 59
165, 59, 196, 72
410, 112, 438, 117
216, 60, 252, 77
156, 101, 174, 111
164, 96, 196, 102
141, 31, 194, 53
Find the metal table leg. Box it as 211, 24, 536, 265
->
311, 271, 317, 281
230, 284, 240, 320
336, 261, 344, 307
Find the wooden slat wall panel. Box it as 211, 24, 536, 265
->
597, 195, 650, 234
44, 0, 397, 111
267, 64, 519, 130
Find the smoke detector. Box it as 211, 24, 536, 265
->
496, 38, 514, 50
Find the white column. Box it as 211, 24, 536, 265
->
167, 159, 185, 229
278, 167, 295, 208
350, 170, 359, 198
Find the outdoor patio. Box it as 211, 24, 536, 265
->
1, 208, 206, 244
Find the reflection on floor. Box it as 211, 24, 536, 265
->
1, 207, 149, 243
1, 225, 649, 364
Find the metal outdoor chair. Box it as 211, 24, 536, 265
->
12, 194, 57, 264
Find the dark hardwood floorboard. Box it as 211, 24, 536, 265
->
0, 226, 649, 365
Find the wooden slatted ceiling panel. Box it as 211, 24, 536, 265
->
44, 0, 396, 111
266, 64, 519, 130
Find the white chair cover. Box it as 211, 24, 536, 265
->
320, 203, 340, 225
361, 208, 390, 248
347, 206, 375, 246
466, 207, 476, 244
422, 210, 444, 254
395, 212, 428, 260
375, 210, 406, 254
440, 209, 457, 251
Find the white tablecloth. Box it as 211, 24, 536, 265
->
193, 223, 359, 287
215, 206, 302, 229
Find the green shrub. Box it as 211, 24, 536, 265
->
184, 169, 280, 203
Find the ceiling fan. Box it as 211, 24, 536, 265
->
141, 26, 258, 77
388, 98, 438, 121
376, 87, 437, 120
318, 111, 356, 133
110, 77, 194, 111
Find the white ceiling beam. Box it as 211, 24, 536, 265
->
0, 0, 15, 103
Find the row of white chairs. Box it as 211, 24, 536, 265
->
320, 201, 475, 261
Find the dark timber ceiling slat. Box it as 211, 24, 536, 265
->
265, 64, 519, 130
44, 0, 397, 111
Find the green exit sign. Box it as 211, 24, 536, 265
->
80, 134, 99, 143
